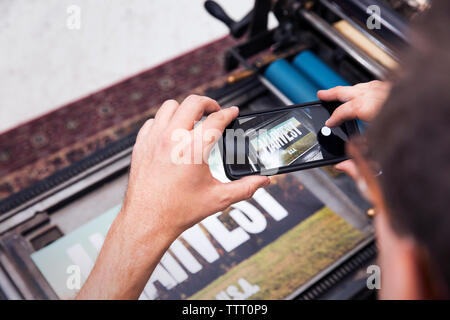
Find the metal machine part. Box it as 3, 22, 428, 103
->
0, 0, 420, 300
211, 0, 410, 76
0, 81, 374, 300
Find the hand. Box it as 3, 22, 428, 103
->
121, 95, 270, 241
77, 95, 269, 299
318, 80, 391, 127
317, 81, 391, 178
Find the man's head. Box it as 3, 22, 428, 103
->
349, 2, 450, 299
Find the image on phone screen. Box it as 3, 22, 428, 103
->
223, 103, 357, 179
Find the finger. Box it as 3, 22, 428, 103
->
317, 85, 361, 102
216, 175, 270, 208
197, 106, 239, 155
137, 118, 154, 140
152, 99, 179, 133
171, 95, 221, 130
334, 160, 360, 181
325, 98, 360, 127
133, 118, 155, 160
201, 106, 239, 133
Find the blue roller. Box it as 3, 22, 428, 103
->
265, 53, 365, 131
292, 50, 350, 89
292, 50, 365, 131
264, 59, 320, 104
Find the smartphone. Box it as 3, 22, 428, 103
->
221, 101, 360, 180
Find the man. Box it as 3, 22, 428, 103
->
77, 3, 450, 299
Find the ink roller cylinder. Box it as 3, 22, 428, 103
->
293, 50, 366, 132
292, 50, 350, 89
264, 59, 320, 104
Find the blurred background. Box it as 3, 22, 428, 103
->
0, 0, 278, 133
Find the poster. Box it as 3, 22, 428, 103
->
31, 150, 366, 299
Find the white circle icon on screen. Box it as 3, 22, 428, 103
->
321, 126, 331, 136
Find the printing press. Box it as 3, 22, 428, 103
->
0, 0, 430, 300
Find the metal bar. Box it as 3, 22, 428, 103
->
319, 0, 400, 59
292, 169, 370, 231
299, 10, 388, 79
0, 149, 132, 235
0, 261, 22, 299
0, 233, 58, 299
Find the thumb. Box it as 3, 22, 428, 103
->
220, 175, 270, 206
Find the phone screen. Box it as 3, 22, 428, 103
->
223, 102, 358, 178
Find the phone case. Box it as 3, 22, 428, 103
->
221, 100, 360, 180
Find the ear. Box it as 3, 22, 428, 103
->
375, 211, 425, 299
376, 209, 447, 299
347, 143, 445, 299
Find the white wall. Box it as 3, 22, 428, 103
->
0, 0, 264, 133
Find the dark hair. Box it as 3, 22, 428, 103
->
366, 2, 450, 296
